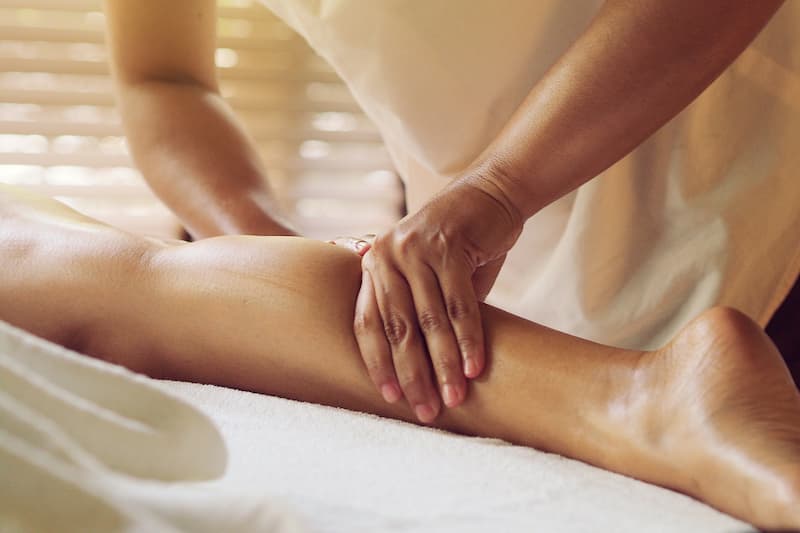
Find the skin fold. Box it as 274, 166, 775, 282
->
1, 185, 799, 529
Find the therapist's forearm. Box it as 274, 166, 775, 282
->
117, 80, 294, 239
475, 0, 784, 219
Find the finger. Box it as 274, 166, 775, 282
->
353, 269, 402, 403
365, 253, 440, 423
329, 236, 374, 256
403, 261, 466, 408
437, 262, 486, 380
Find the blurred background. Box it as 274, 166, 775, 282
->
0, 0, 403, 239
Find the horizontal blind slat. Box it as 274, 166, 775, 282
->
0, 121, 383, 144
0, 88, 364, 112
0, 24, 301, 50
0, 0, 282, 21
0, 152, 393, 171
0, 0, 402, 239
0, 57, 342, 82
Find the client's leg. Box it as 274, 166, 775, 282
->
0, 185, 156, 364
135, 237, 800, 529
1, 186, 798, 529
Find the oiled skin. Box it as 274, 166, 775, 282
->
1, 186, 799, 530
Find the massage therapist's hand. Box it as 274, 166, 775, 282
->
350, 175, 523, 423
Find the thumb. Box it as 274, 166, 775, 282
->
328, 234, 376, 256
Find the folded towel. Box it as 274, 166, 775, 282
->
0, 320, 303, 533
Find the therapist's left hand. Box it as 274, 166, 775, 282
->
348, 174, 523, 423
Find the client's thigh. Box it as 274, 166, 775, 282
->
0, 184, 170, 351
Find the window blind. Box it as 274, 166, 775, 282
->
0, 0, 402, 239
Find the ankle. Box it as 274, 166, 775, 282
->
596, 348, 696, 490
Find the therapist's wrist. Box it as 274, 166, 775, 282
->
457, 158, 530, 230
436, 173, 524, 266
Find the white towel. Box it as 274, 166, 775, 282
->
0, 318, 753, 532
168, 381, 753, 532
0, 320, 304, 533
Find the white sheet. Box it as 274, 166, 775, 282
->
0, 320, 754, 532
167, 385, 755, 532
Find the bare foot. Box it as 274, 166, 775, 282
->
639, 307, 800, 530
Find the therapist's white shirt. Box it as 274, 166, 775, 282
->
260, 0, 800, 349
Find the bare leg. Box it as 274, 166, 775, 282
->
1, 186, 799, 529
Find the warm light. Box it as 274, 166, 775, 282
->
68, 43, 106, 61
0, 165, 43, 185
84, 11, 105, 27
365, 170, 397, 186
312, 112, 357, 132
45, 166, 98, 186
52, 135, 87, 154
62, 106, 104, 122
299, 140, 331, 160
215, 48, 239, 68
0, 134, 47, 154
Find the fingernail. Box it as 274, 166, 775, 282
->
442, 384, 459, 407
414, 404, 436, 423
355, 240, 369, 252
381, 383, 402, 403
464, 356, 479, 378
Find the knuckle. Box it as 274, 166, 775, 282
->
438, 224, 458, 242
395, 231, 418, 257
364, 358, 389, 378
431, 230, 449, 253
372, 235, 386, 253
397, 369, 425, 390
384, 313, 410, 345
458, 337, 479, 355
417, 309, 445, 334
433, 357, 460, 380
446, 297, 473, 321
369, 235, 391, 258
353, 312, 374, 335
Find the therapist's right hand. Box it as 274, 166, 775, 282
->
350, 173, 524, 423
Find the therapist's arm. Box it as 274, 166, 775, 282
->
103, 0, 295, 239
354, 0, 785, 421
473, 0, 785, 217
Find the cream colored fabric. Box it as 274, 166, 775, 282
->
0, 320, 303, 533
259, 0, 800, 349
